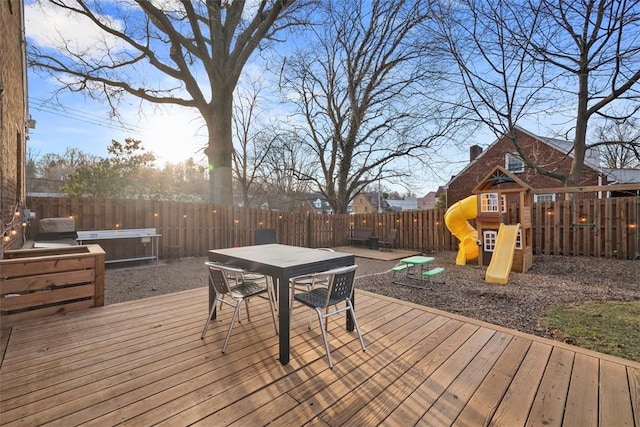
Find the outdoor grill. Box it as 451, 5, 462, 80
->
33, 218, 78, 248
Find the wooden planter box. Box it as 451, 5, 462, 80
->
1, 245, 105, 324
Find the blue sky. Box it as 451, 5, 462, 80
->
25, 2, 210, 167
23, 1, 517, 197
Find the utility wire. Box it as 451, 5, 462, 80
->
29, 96, 144, 135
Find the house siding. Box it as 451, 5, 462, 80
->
0, 1, 27, 255
447, 128, 604, 206
351, 193, 376, 214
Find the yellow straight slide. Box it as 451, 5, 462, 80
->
485, 223, 521, 285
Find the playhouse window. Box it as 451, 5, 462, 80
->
505, 153, 524, 173
481, 193, 500, 213
483, 230, 497, 252
515, 229, 522, 249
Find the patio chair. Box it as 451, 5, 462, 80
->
201, 262, 278, 353
290, 248, 335, 308
254, 228, 276, 245
213, 263, 269, 315
379, 228, 398, 251
292, 264, 366, 368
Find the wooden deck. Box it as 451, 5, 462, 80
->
1, 287, 638, 426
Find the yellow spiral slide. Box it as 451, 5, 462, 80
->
444, 195, 479, 265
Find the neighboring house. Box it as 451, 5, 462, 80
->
298, 193, 333, 214
445, 127, 609, 207
418, 191, 437, 210
351, 192, 389, 214
418, 186, 446, 210
1, 1, 29, 256
386, 197, 418, 211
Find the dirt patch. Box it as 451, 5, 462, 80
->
104, 252, 640, 341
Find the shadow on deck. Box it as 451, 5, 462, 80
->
1, 288, 638, 426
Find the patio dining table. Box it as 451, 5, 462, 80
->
208, 244, 355, 365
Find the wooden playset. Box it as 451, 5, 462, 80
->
472, 166, 534, 282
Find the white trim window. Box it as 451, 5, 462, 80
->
480, 193, 500, 213
505, 153, 524, 173
534, 194, 556, 202
515, 229, 522, 250
483, 230, 498, 252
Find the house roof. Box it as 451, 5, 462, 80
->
536, 133, 602, 171
472, 165, 532, 194
603, 168, 640, 184
386, 198, 418, 211
446, 126, 604, 186
303, 193, 332, 212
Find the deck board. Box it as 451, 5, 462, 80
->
1, 287, 638, 426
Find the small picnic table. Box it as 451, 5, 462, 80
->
392, 255, 445, 288
398, 255, 435, 279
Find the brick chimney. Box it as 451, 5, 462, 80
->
470, 145, 483, 161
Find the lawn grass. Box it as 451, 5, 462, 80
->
540, 300, 640, 362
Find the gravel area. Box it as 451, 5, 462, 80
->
105, 252, 640, 341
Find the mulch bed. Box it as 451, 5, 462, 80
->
105, 251, 640, 342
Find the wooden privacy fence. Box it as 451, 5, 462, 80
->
26, 196, 640, 260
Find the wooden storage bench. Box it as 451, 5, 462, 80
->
1, 245, 106, 324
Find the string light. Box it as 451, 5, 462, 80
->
2, 202, 24, 246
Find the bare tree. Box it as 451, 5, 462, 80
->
157, 158, 210, 201
254, 130, 315, 211
28, 0, 314, 205
595, 119, 640, 168
280, 0, 467, 213
27, 147, 96, 193
434, 0, 640, 187
231, 78, 276, 207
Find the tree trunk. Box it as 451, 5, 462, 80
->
567, 63, 590, 193
205, 91, 234, 205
